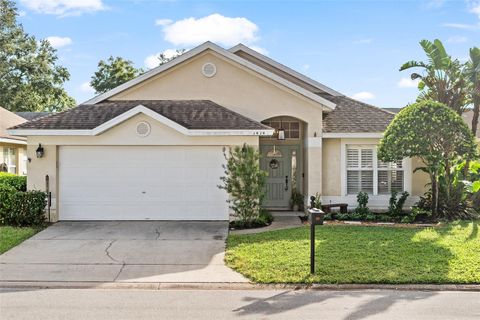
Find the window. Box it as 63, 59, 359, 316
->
1, 148, 17, 174
262, 120, 300, 139
346, 145, 405, 195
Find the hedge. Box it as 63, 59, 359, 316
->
0, 172, 27, 191
0, 184, 46, 227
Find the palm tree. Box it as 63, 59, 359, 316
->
465, 47, 480, 136
400, 39, 468, 115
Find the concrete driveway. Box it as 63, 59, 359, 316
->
0, 221, 247, 283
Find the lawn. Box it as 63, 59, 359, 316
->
0, 226, 43, 254
226, 221, 480, 284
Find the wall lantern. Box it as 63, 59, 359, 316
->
36, 143, 44, 158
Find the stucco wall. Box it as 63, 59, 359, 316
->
26, 114, 258, 222
322, 138, 341, 196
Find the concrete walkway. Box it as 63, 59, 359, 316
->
0, 221, 247, 284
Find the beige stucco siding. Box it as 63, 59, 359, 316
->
322, 138, 341, 196
321, 138, 428, 197
411, 157, 429, 196
26, 114, 258, 221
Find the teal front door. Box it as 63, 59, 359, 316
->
260, 145, 300, 209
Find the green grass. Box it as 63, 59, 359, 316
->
0, 226, 43, 254
226, 221, 480, 284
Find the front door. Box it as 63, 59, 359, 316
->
260, 145, 300, 209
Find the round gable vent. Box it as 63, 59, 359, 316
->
136, 121, 151, 137
202, 62, 217, 77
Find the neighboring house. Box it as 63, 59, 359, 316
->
0, 107, 28, 175
8, 42, 430, 222
15, 112, 52, 121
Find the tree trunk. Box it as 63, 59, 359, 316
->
472, 98, 479, 137
430, 171, 438, 217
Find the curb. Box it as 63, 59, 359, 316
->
1, 281, 479, 292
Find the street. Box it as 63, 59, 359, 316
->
1, 288, 479, 319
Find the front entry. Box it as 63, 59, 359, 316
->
260, 145, 301, 209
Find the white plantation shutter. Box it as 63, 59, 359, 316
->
361, 149, 373, 168
346, 145, 405, 195
347, 148, 359, 168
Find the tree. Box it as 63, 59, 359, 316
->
219, 144, 267, 226
0, 0, 75, 112
400, 39, 468, 115
378, 100, 478, 217
157, 49, 186, 66
465, 47, 480, 136
90, 56, 143, 94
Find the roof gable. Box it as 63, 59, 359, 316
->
84, 42, 335, 110
229, 44, 342, 97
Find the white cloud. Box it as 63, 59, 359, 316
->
353, 38, 373, 44
468, 0, 480, 18
80, 81, 94, 93
352, 91, 375, 101
155, 19, 173, 26
447, 36, 468, 43
46, 36, 72, 48
20, 0, 106, 16
159, 13, 259, 47
302, 64, 310, 71
443, 22, 479, 29
398, 77, 420, 88
144, 49, 182, 69
18, 10, 27, 17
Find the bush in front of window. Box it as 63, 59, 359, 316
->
0, 184, 46, 227
0, 172, 27, 191
387, 191, 409, 217
354, 191, 370, 216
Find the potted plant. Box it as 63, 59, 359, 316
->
290, 189, 304, 211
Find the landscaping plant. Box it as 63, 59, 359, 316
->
354, 191, 370, 216
378, 100, 478, 219
388, 191, 409, 217
0, 184, 46, 227
0, 172, 26, 191
219, 144, 267, 227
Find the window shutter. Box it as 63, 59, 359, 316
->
361, 171, 374, 193
361, 149, 373, 168
347, 148, 359, 168
347, 171, 359, 194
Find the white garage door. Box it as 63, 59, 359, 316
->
59, 146, 228, 220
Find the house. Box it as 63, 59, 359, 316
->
8, 42, 429, 221
1, 107, 28, 175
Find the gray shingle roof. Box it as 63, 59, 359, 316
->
10, 100, 271, 131
320, 94, 395, 133
15, 112, 53, 121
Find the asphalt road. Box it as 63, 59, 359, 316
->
1, 288, 479, 319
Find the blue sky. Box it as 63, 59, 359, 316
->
16, 0, 480, 107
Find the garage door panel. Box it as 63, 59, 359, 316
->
59, 146, 228, 220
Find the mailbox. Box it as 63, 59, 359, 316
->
308, 208, 325, 274
309, 208, 325, 225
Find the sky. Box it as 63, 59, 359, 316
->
15, 0, 480, 108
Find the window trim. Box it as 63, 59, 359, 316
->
340, 139, 411, 197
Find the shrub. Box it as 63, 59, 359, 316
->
0, 172, 26, 191
388, 191, 409, 217
0, 184, 46, 227
219, 144, 267, 226
354, 191, 370, 215
230, 209, 273, 229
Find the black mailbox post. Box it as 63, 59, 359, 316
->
308, 208, 325, 274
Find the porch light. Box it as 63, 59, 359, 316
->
36, 144, 44, 158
